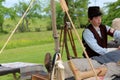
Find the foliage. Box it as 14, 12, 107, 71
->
55, 1, 64, 29
102, 0, 120, 26
13, 0, 42, 32
67, 0, 89, 28
3, 17, 51, 32
0, 0, 15, 33
44, 0, 89, 29
43, 1, 64, 30
0, 0, 5, 32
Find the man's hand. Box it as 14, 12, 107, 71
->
110, 28, 115, 33
118, 46, 120, 50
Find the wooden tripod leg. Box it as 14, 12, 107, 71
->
68, 60, 107, 80
80, 67, 107, 79
68, 60, 82, 80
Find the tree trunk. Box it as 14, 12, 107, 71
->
0, 23, 3, 32
25, 18, 30, 32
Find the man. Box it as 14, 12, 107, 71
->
82, 6, 120, 64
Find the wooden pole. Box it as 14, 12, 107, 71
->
51, 0, 65, 80
68, 60, 81, 80
51, 0, 60, 53
59, 0, 98, 80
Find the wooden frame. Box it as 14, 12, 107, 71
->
32, 74, 49, 80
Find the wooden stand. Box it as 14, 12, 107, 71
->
32, 74, 49, 80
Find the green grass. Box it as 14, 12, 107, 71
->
0, 43, 54, 63
0, 26, 114, 79
0, 28, 84, 80
0, 31, 53, 49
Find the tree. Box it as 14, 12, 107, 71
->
13, 0, 42, 32
44, 0, 89, 29
67, 0, 89, 28
43, 1, 64, 30
102, 0, 120, 26
0, 0, 15, 33
56, 1, 64, 29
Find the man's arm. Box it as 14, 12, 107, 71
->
83, 29, 107, 55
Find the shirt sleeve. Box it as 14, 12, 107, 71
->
83, 29, 108, 55
113, 30, 120, 39
106, 25, 120, 39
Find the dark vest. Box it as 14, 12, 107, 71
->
82, 24, 113, 58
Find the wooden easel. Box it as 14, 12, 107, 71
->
59, 0, 78, 60
60, 22, 78, 60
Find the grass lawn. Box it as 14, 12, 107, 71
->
0, 25, 114, 80
0, 27, 114, 80
0, 28, 84, 80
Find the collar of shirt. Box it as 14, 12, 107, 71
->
93, 26, 102, 37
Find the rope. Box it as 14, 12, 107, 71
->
59, 0, 98, 80
0, 0, 35, 54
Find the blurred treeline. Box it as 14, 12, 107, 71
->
0, 0, 120, 34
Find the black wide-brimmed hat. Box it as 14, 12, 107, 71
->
88, 6, 102, 19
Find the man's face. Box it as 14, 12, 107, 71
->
90, 16, 102, 27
